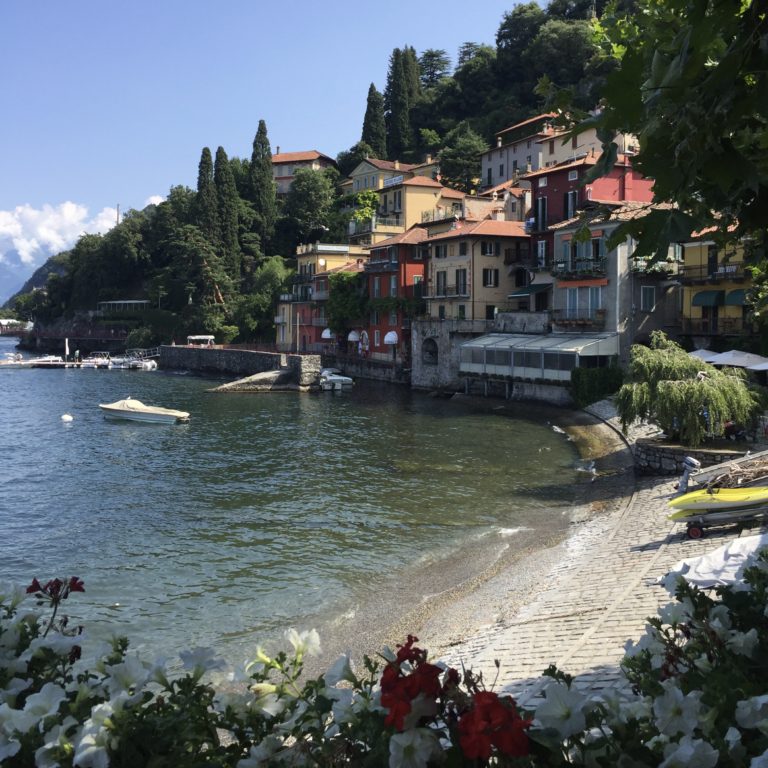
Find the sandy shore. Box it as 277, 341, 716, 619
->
302, 396, 639, 679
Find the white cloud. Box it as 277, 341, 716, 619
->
0, 202, 118, 268
144, 195, 165, 207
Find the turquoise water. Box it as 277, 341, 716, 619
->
0, 336, 582, 667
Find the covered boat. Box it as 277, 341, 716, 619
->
668, 486, 768, 518
99, 397, 190, 424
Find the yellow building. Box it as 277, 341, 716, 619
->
680, 239, 754, 338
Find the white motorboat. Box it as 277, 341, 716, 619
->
80, 351, 112, 369
318, 368, 354, 391
0, 352, 28, 368
128, 358, 157, 371
99, 397, 190, 424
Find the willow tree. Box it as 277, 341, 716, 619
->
615, 332, 761, 447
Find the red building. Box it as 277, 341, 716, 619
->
360, 226, 429, 366
524, 153, 654, 269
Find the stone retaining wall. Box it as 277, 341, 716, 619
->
633, 437, 750, 475
159, 346, 321, 386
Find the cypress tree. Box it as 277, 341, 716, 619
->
384, 48, 412, 160
214, 146, 240, 283
402, 46, 422, 104
195, 147, 219, 244
361, 84, 387, 158
248, 119, 277, 250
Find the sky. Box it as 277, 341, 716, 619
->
0, 0, 515, 302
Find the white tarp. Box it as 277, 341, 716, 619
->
707, 349, 768, 368
662, 534, 768, 590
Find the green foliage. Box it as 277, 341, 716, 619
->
384, 47, 415, 159
614, 332, 761, 447
570, 362, 623, 408
361, 84, 387, 159
194, 147, 219, 244
418, 49, 451, 89
335, 141, 375, 179
326, 272, 367, 334
279, 168, 335, 251
214, 146, 241, 285
438, 121, 487, 193
247, 119, 277, 249
352, 190, 379, 223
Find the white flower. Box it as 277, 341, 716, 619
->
284, 628, 321, 659
624, 629, 666, 666
73, 698, 123, 768
237, 735, 283, 767
103, 655, 151, 701
0, 702, 40, 736
736, 695, 768, 730
0, 584, 26, 610
727, 628, 759, 657
725, 726, 742, 749
389, 727, 439, 768
214, 690, 255, 718
535, 681, 592, 738
24, 682, 67, 723
0, 736, 21, 761
751, 748, 768, 767
179, 646, 226, 674
653, 680, 703, 737
658, 600, 692, 626
326, 687, 355, 724
23, 631, 84, 659
659, 735, 719, 767
599, 689, 650, 725
324, 653, 356, 686
35, 718, 78, 768
707, 604, 732, 638
1, 677, 30, 703
253, 692, 286, 718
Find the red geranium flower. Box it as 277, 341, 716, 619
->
458, 690, 531, 760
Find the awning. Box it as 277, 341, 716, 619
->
321, 328, 335, 340
725, 289, 747, 306
692, 290, 725, 307
507, 284, 550, 299
383, 331, 399, 345
347, 330, 360, 342
461, 333, 619, 357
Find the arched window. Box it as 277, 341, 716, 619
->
422, 338, 438, 366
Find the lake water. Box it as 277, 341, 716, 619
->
0, 336, 585, 669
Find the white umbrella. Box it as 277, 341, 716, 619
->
707, 350, 768, 368
688, 348, 718, 362
748, 362, 768, 372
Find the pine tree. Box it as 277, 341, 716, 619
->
195, 147, 219, 244
384, 48, 412, 160
361, 84, 386, 158
418, 49, 451, 88
214, 146, 240, 286
248, 119, 277, 250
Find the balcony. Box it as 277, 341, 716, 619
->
423, 284, 470, 299
552, 308, 607, 330
630, 257, 680, 276
311, 317, 327, 327
274, 315, 286, 324
348, 214, 403, 236
679, 263, 747, 283
552, 258, 607, 278
313, 288, 329, 300
681, 317, 749, 335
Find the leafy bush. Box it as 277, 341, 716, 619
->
5, 555, 768, 766
570, 362, 624, 408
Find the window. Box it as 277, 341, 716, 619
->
448, 243, 456, 257
459, 241, 468, 256
417, 245, 429, 260
566, 287, 579, 318
456, 268, 468, 295
458, 305, 466, 319
526, 155, 532, 166
588, 286, 602, 314
393, 190, 402, 211
512, 160, 518, 173
389, 275, 397, 296
482, 268, 499, 287
499, 164, 504, 177
564, 190, 578, 219
487, 167, 492, 185
572, 135, 578, 149
537, 240, 547, 268
568, 170, 578, 181
374, 330, 381, 347
436, 270, 447, 295
373, 276, 381, 298
548, 140, 555, 155
438, 305, 446, 319
389, 309, 398, 325
538, 176, 548, 188
535, 197, 548, 229
480, 241, 498, 256
591, 237, 605, 259
527, 140, 532, 148
434, 244, 447, 258
641, 285, 656, 312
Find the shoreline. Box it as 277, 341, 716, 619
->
302, 396, 637, 678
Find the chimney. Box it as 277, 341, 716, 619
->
497, 136, 502, 148
394, 160, 400, 170
425, 154, 432, 164
276, 146, 280, 155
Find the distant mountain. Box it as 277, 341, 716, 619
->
1, 252, 69, 308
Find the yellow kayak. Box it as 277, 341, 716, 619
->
668, 486, 768, 519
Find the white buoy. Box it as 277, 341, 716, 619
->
61, 414, 73, 422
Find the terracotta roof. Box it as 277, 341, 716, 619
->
272, 150, 335, 164
439, 187, 466, 199
479, 180, 527, 198
315, 261, 367, 277
548, 202, 673, 231
427, 218, 529, 242
361, 158, 419, 172
400, 176, 442, 188
497, 112, 559, 137
365, 226, 430, 250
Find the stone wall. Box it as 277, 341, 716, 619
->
633, 437, 750, 475
159, 346, 321, 386
461, 375, 573, 406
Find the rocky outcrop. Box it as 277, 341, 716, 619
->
210, 368, 310, 393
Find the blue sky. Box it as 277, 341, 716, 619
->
0, 0, 515, 301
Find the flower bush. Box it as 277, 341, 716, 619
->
4, 553, 768, 766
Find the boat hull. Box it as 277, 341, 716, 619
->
99, 398, 189, 424
668, 486, 768, 516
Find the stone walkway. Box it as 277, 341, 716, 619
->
440, 402, 768, 707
